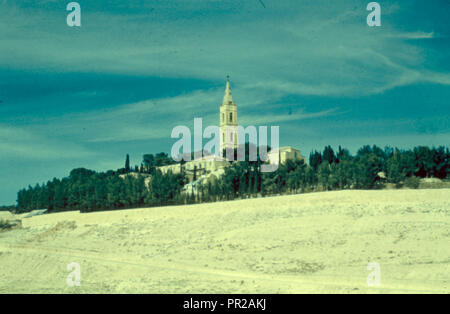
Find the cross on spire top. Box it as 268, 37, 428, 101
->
222, 76, 234, 106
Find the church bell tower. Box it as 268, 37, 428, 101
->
220, 76, 238, 154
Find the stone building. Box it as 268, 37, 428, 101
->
158, 154, 230, 181
268, 146, 306, 165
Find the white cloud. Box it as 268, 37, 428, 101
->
0, 0, 448, 99
238, 108, 338, 126
390, 31, 435, 39
4, 82, 337, 147
0, 125, 96, 160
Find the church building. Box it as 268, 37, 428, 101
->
158, 77, 306, 184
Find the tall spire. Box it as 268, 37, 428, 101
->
222, 75, 235, 106
219, 75, 238, 152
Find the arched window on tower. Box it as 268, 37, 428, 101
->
229, 112, 233, 122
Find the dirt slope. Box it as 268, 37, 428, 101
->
0, 189, 449, 293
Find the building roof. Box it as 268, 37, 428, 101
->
222, 76, 235, 106
268, 146, 301, 153
278, 146, 301, 152
192, 155, 228, 162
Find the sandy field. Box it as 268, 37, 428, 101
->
0, 189, 449, 294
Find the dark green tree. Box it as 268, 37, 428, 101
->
309, 150, 322, 171
322, 146, 335, 164
125, 154, 130, 173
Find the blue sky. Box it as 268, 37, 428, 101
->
0, 0, 449, 204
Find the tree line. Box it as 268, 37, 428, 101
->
15, 145, 449, 213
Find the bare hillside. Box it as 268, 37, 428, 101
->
0, 189, 449, 293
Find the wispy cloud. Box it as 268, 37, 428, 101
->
390, 31, 435, 39
1, 0, 448, 98
0, 125, 96, 160
11, 85, 334, 144
238, 108, 339, 126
